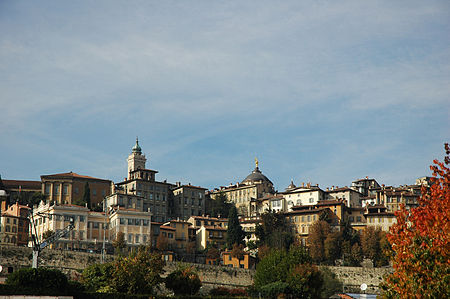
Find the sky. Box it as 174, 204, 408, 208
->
1, 1, 449, 192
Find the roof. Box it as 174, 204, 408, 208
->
316, 199, 345, 206
191, 216, 227, 222
3, 180, 41, 190
286, 207, 329, 215
203, 225, 227, 231
241, 167, 273, 185
172, 184, 207, 191
41, 172, 111, 182
160, 225, 176, 231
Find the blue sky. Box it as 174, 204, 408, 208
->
1, 1, 449, 192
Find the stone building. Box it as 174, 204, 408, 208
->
211, 159, 275, 216
41, 172, 112, 207
170, 183, 207, 220
115, 138, 173, 222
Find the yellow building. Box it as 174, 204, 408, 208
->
187, 215, 228, 251
365, 205, 396, 232
108, 207, 152, 249
211, 159, 275, 216
285, 206, 332, 245
222, 251, 256, 269
158, 219, 195, 251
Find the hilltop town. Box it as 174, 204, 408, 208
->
0, 138, 429, 266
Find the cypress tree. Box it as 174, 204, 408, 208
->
83, 182, 91, 209
226, 206, 245, 249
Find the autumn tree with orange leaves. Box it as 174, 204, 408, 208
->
382, 144, 450, 298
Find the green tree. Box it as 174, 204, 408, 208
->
307, 220, 330, 263
111, 246, 164, 294
30, 192, 47, 207
255, 211, 294, 250
361, 227, 389, 266
320, 267, 343, 298
210, 192, 233, 218
81, 263, 114, 293
82, 182, 91, 209
253, 246, 322, 298
165, 266, 202, 296
226, 205, 245, 249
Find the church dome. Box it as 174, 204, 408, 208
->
132, 137, 142, 154
241, 166, 273, 185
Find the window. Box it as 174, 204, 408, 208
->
74, 187, 79, 194
102, 190, 106, 196
307, 215, 311, 222
168, 233, 173, 239
356, 216, 362, 222
143, 219, 149, 226
93, 222, 99, 228
64, 215, 72, 221
128, 219, 133, 225
135, 235, 140, 243
120, 218, 125, 225
309, 198, 314, 203
135, 219, 141, 226
79, 216, 85, 222
63, 185, 68, 195
150, 193, 154, 199
128, 234, 133, 243
55, 185, 60, 194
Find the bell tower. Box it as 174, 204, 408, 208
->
127, 137, 147, 179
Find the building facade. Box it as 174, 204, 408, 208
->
41, 172, 112, 207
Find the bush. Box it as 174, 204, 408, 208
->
320, 267, 343, 298
209, 286, 247, 297
5, 267, 70, 295
259, 281, 290, 298
165, 266, 202, 296
81, 263, 114, 292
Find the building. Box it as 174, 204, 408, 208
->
239, 216, 261, 243
41, 172, 112, 207
351, 177, 381, 197
187, 215, 228, 251
365, 204, 396, 232
170, 184, 207, 220
281, 183, 326, 211
285, 206, 335, 245
115, 138, 173, 222
108, 206, 153, 249
376, 185, 420, 212
222, 251, 256, 269
2, 179, 41, 205
0, 202, 31, 246
158, 219, 195, 252
211, 159, 275, 216
325, 186, 362, 207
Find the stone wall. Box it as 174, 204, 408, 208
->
0, 245, 392, 294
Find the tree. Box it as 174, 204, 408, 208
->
81, 263, 114, 293
361, 227, 389, 266
165, 266, 202, 296
231, 243, 245, 260
156, 233, 169, 251
255, 211, 294, 250
30, 192, 47, 207
206, 246, 220, 261
112, 232, 126, 255
226, 205, 245, 249
307, 220, 330, 263
253, 245, 322, 298
42, 230, 54, 240
324, 231, 341, 264
111, 246, 164, 295
6, 267, 71, 295
382, 144, 450, 298
210, 192, 233, 218
82, 182, 91, 209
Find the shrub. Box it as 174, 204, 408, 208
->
5, 267, 69, 295
165, 266, 202, 296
